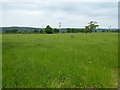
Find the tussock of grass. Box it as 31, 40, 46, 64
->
2, 33, 118, 88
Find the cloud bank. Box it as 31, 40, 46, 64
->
1, 1, 118, 28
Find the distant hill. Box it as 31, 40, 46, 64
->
1, 27, 42, 33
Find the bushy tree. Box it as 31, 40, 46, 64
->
40, 29, 43, 33
54, 28, 59, 33
44, 25, 53, 34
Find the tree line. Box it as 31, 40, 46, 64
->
3, 26, 85, 34
3, 21, 118, 34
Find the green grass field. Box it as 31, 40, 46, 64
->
2, 33, 118, 88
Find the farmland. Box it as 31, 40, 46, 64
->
2, 33, 118, 88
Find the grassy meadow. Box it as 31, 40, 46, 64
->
2, 33, 118, 88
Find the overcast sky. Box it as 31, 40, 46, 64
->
1, 0, 119, 28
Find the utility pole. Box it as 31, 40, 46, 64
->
42, 26, 44, 34
108, 25, 111, 32
59, 22, 61, 33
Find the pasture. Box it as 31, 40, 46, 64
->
2, 33, 118, 88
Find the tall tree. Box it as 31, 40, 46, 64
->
85, 21, 99, 34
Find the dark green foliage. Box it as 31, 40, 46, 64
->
85, 21, 99, 33
107, 29, 113, 32
67, 28, 84, 33
5, 29, 18, 33
102, 30, 105, 32
40, 29, 43, 33
44, 25, 53, 34
2, 26, 118, 34
84, 26, 90, 33
54, 28, 59, 33
12, 29, 18, 33
113, 29, 119, 32
34, 29, 39, 33
66, 28, 71, 33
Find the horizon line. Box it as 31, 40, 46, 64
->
0, 26, 118, 29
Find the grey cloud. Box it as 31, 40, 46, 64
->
1, 2, 118, 28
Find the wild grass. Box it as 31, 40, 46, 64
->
2, 33, 118, 88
